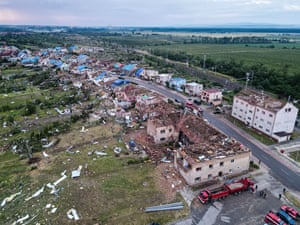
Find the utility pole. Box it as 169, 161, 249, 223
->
245, 72, 250, 89
203, 55, 206, 70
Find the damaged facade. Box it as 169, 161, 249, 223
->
174, 114, 251, 186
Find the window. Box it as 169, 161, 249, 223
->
236, 100, 239, 103
209, 164, 213, 169
259, 125, 263, 129
208, 174, 212, 179
169, 128, 172, 132
262, 111, 265, 115
260, 118, 264, 122
220, 162, 224, 167
269, 114, 273, 117
257, 108, 259, 112
233, 112, 237, 115
266, 129, 270, 132
240, 109, 243, 112
195, 177, 201, 181
231, 159, 235, 163
249, 110, 253, 113
267, 121, 272, 125
196, 167, 202, 171
247, 117, 251, 120
229, 169, 232, 173
160, 129, 165, 134
160, 137, 166, 141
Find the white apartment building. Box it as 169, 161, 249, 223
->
232, 89, 298, 142
185, 82, 203, 96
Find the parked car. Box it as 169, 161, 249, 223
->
280, 205, 300, 221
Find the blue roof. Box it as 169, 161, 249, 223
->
113, 63, 122, 69
135, 68, 144, 76
21, 56, 39, 64
95, 72, 106, 81
78, 54, 88, 59
111, 79, 130, 88
68, 45, 78, 52
122, 64, 135, 71
49, 59, 63, 67
170, 77, 186, 82
77, 65, 87, 71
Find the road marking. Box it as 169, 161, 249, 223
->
197, 202, 223, 225
260, 155, 269, 161
280, 168, 289, 176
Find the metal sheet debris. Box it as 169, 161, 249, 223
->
71, 165, 82, 178
1, 191, 21, 207
42, 151, 49, 158
25, 186, 45, 201
11, 214, 30, 225
95, 150, 108, 156
67, 208, 80, 221
144, 202, 184, 213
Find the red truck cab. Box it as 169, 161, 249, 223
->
264, 211, 287, 225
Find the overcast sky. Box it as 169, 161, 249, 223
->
0, 0, 300, 27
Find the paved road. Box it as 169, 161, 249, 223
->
127, 77, 300, 192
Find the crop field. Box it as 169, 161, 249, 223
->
149, 43, 300, 75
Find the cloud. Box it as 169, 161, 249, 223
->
248, 0, 272, 5
284, 4, 300, 11
0, 8, 27, 24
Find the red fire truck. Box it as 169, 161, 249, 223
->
198, 177, 254, 204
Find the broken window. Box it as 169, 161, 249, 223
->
160, 137, 166, 141
220, 162, 224, 167
169, 128, 172, 132
209, 164, 213, 169
195, 177, 201, 181
208, 174, 212, 179
160, 129, 166, 134
196, 167, 202, 171
231, 159, 235, 163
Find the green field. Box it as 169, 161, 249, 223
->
0, 123, 188, 225
149, 43, 300, 75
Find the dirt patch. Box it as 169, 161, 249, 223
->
154, 163, 186, 202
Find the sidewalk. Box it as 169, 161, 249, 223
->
215, 112, 300, 172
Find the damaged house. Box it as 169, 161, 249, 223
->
175, 114, 251, 186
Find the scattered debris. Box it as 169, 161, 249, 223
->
11, 214, 30, 225
160, 157, 171, 163
144, 202, 184, 213
67, 208, 80, 221
53, 171, 67, 186
80, 126, 88, 133
94, 150, 108, 156
1, 191, 22, 207
42, 151, 49, 158
71, 165, 83, 178
42, 139, 58, 148
25, 186, 45, 201
114, 147, 122, 154
51, 207, 57, 214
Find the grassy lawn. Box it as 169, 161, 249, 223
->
289, 150, 300, 163
227, 116, 276, 146
0, 123, 189, 225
